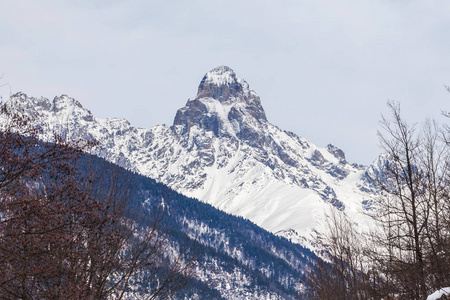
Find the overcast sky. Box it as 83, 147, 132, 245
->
1, 1, 449, 164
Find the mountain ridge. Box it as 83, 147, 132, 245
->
4, 66, 378, 246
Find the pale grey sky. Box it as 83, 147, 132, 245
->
1, 1, 449, 164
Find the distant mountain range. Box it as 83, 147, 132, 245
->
5, 66, 381, 246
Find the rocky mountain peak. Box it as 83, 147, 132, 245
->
197, 66, 244, 103
5, 92, 94, 124
173, 66, 267, 137
196, 66, 261, 105
326, 144, 347, 163
7, 92, 51, 111
53, 94, 83, 110
1, 68, 378, 257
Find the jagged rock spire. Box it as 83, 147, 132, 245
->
197, 66, 246, 103
173, 66, 267, 136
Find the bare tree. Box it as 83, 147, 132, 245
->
0, 102, 195, 299
306, 208, 377, 300
369, 101, 450, 299
419, 119, 450, 290
373, 101, 429, 298
307, 101, 450, 299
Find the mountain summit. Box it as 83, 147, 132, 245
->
4, 66, 377, 245
174, 66, 267, 137
196, 66, 258, 103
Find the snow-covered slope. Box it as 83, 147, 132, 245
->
4, 66, 378, 244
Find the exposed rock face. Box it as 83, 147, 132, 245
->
327, 144, 346, 163
3, 66, 378, 244
197, 66, 254, 103
173, 66, 267, 139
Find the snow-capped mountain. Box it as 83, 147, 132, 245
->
4, 66, 378, 244
84, 154, 315, 299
